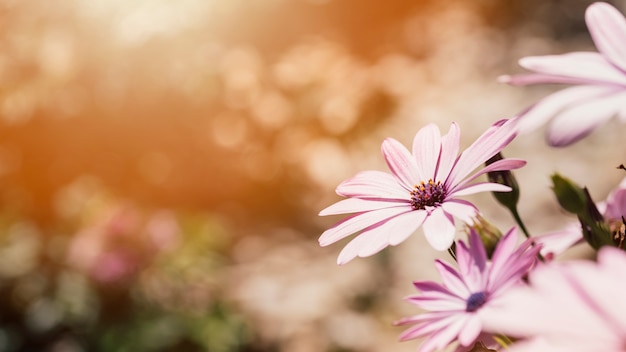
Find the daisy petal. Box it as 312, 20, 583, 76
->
452, 182, 511, 197
586, 2, 626, 72
319, 198, 409, 216
519, 52, 626, 86
547, 89, 626, 146
382, 138, 420, 190
336, 210, 424, 264
412, 123, 442, 180
514, 85, 614, 135
336, 170, 408, 199
447, 119, 516, 187
319, 207, 407, 246
423, 208, 456, 251
435, 122, 461, 182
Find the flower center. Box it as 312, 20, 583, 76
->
465, 292, 487, 312
409, 179, 446, 210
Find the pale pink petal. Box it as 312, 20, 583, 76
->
318, 207, 407, 246
440, 200, 478, 224
435, 122, 460, 182
389, 210, 428, 245
457, 315, 482, 347
514, 85, 614, 135
535, 223, 583, 259
412, 123, 442, 180
409, 295, 466, 312
419, 317, 468, 352
586, 2, 626, 72
423, 207, 456, 251
336, 210, 425, 264
519, 52, 626, 86
452, 158, 526, 192
499, 72, 601, 86
451, 182, 511, 197
336, 170, 409, 199
398, 314, 459, 342
446, 119, 516, 187
319, 198, 408, 216
382, 138, 420, 190
547, 89, 626, 146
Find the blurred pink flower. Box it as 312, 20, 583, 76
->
483, 246, 626, 352
319, 119, 524, 264
67, 204, 181, 283
535, 223, 583, 260
395, 228, 541, 352
501, 2, 626, 146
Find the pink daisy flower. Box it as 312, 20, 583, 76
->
483, 246, 626, 352
319, 119, 524, 264
395, 228, 541, 352
501, 2, 626, 146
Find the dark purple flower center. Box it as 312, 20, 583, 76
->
409, 179, 446, 210
465, 291, 487, 312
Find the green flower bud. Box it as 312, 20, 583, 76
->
465, 214, 503, 258
550, 174, 587, 214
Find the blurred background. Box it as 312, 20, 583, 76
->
0, 0, 624, 351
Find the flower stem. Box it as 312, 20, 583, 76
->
510, 206, 531, 239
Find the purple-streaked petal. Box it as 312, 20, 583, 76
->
435, 122, 461, 182
518, 52, 626, 86
586, 2, 626, 72
412, 123, 442, 180
457, 315, 482, 347
514, 85, 614, 135
440, 199, 478, 224
398, 314, 459, 342
467, 229, 487, 273
446, 119, 516, 188
451, 182, 511, 197
318, 207, 408, 246
423, 207, 456, 251
409, 295, 467, 312
382, 138, 420, 190
454, 241, 484, 293
547, 89, 626, 146
487, 228, 519, 282
451, 158, 526, 192
336, 210, 425, 264
336, 170, 409, 199
419, 317, 468, 352
319, 198, 409, 216
434, 259, 469, 299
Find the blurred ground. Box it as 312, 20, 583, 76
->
0, 0, 624, 351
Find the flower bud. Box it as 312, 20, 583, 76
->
550, 174, 586, 214
465, 215, 503, 258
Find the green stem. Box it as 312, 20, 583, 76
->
510, 205, 545, 262
510, 206, 530, 239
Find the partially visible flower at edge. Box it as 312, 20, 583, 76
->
501, 2, 626, 146
395, 227, 541, 352
482, 246, 626, 352
536, 175, 626, 258
318, 119, 525, 264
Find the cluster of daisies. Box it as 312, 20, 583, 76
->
318, 2, 626, 351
